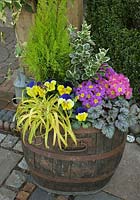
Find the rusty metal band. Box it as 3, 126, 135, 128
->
30, 167, 114, 184
24, 137, 126, 162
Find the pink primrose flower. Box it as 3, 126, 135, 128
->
105, 67, 116, 78
125, 87, 133, 99
115, 84, 126, 96
107, 86, 117, 99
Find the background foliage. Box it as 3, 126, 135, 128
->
86, 0, 140, 99
0, 0, 36, 24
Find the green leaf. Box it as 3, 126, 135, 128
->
82, 122, 91, 128
4, 0, 12, 3
120, 107, 129, 116
15, 43, 22, 57
88, 105, 103, 119
102, 124, 115, 139
72, 121, 81, 129
118, 113, 128, 121
115, 99, 130, 108
108, 107, 119, 119
92, 119, 105, 129
66, 70, 74, 79
24, 3, 33, 13
13, 1, 22, 10
115, 120, 129, 132
103, 100, 112, 109
0, 2, 4, 12
128, 114, 137, 127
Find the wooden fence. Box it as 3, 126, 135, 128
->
16, 0, 83, 43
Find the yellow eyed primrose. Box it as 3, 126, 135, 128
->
75, 107, 88, 122
58, 94, 74, 110
44, 80, 56, 91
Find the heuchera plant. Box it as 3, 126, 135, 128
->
15, 21, 133, 149
74, 66, 132, 138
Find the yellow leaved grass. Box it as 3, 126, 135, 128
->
15, 94, 77, 150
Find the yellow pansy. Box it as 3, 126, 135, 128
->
76, 112, 88, 122
58, 94, 74, 110
57, 85, 72, 95
26, 85, 38, 97
37, 87, 46, 97
44, 80, 56, 91
61, 99, 74, 110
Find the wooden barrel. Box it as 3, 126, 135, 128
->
22, 128, 126, 195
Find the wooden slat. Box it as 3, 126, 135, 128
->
67, 0, 83, 29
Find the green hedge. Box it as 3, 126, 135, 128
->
86, 0, 140, 99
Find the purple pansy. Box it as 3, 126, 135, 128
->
59, 94, 72, 100
75, 107, 87, 115
27, 81, 36, 88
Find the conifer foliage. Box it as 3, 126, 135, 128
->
24, 0, 71, 82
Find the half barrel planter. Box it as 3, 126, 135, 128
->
22, 127, 127, 195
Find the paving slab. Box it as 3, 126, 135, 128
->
13, 140, 23, 152
29, 187, 53, 200
0, 27, 18, 73
0, 77, 5, 85
0, 187, 16, 200
0, 45, 9, 63
5, 170, 26, 189
29, 189, 123, 200
75, 192, 123, 200
104, 143, 140, 200
0, 92, 13, 102
0, 110, 7, 118
18, 157, 29, 170
16, 190, 30, 200
0, 133, 6, 143
1, 110, 15, 122
0, 100, 9, 110
0, 148, 22, 185
1, 134, 18, 148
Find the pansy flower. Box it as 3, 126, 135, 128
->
26, 81, 39, 97
26, 81, 46, 97
57, 84, 72, 95
44, 79, 56, 91
26, 86, 38, 97
58, 94, 74, 110
27, 80, 36, 88
75, 107, 88, 122
37, 86, 46, 97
